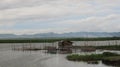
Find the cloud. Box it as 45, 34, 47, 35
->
0, 0, 120, 34
0, 21, 16, 27
55, 14, 120, 32
0, 0, 119, 21
0, 3, 93, 20
0, 14, 119, 34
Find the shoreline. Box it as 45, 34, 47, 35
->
0, 37, 119, 43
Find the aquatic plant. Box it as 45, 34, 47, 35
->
66, 52, 120, 61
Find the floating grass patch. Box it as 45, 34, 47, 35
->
102, 52, 119, 56
66, 52, 120, 62
67, 54, 103, 61
102, 56, 120, 66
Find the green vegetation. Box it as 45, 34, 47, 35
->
66, 52, 120, 61
67, 52, 120, 66
103, 56, 120, 61
95, 45, 120, 50
103, 52, 119, 56
73, 45, 120, 51
67, 54, 103, 61
102, 56, 120, 66
0, 39, 57, 43
0, 37, 120, 43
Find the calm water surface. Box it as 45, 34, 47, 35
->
0, 42, 119, 67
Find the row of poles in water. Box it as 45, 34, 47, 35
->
11, 40, 120, 51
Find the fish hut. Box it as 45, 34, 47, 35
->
58, 40, 73, 54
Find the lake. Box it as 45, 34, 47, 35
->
0, 41, 120, 67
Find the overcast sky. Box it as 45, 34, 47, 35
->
0, 0, 120, 34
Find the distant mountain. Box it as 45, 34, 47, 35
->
0, 32, 120, 39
